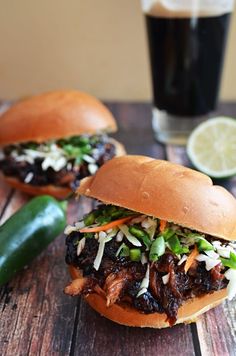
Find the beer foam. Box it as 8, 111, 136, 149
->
142, 0, 234, 18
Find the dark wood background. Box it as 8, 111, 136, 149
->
0, 102, 236, 356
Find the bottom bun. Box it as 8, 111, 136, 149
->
85, 289, 227, 328
3, 175, 71, 199
69, 265, 227, 328
109, 138, 126, 157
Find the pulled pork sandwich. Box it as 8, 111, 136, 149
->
0, 90, 125, 199
64, 156, 236, 328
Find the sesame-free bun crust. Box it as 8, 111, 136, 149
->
77, 156, 236, 241
69, 266, 227, 328
1, 139, 125, 198
0, 90, 117, 146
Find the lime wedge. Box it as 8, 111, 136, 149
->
187, 117, 236, 178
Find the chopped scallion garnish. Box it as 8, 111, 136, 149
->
197, 237, 214, 252
149, 236, 165, 262
130, 248, 141, 262
129, 225, 151, 249
221, 252, 236, 270
168, 235, 189, 255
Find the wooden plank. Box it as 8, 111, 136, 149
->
196, 303, 236, 356
0, 234, 76, 356
0, 194, 91, 356
0, 190, 29, 225
73, 299, 195, 356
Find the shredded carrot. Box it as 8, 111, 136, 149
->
159, 220, 167, 232
79, 215, 136, 233
184, 245, 199, 273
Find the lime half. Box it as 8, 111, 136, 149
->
187, 117, 236, 178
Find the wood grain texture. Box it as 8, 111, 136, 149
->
0, 196, 82, 356
73, 299, 195, 356
196, 304, 236, 356
0, 189, 29, 225
0, 176, 12, 218
0, 102, 236, 356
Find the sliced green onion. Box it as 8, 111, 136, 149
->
221, 252, 236, 270
110, 210, 126, 219
116, 243, 129, 257
84, 212, 96, 226
197, 237, 214, 252
168, 235, 189, 255
96, 216, 112, 225
149, 236, 165, 262
162, 228, 176, 240
74, 136, 90, 145
129, 225, 151, 249
130, 248, 141, 262
84, 232, 94, 238
81, 145, 92, 154
129, 225, 146, 238
106, 205, 117, 214
231, 252, 236, 262
118, 224, 142, 247
63, 144, 80, 156
181, 246, 189, 254
120, 245, 130, 257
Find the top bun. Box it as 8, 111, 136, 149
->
0, 90, 117, 146
77, 155, 236, 241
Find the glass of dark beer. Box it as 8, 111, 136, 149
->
141, 0, 234, 144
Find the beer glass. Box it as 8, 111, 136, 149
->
141, 0, 234, 144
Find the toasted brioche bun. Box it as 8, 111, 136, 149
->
77, 155, 236, 241
0, 90, 117, 146
1, 139, 125, 199
69, 265, 227, 328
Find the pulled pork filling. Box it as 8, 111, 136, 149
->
65, 204, 236, 326
0, 134, 116, 188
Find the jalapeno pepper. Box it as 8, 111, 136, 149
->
0, 195, 67, 286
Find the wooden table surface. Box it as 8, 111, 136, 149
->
0, 102, 236, 356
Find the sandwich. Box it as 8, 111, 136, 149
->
64, 155, 236, 327
0, 90, 125, 199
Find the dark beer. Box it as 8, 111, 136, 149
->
145, 11, 231, 117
